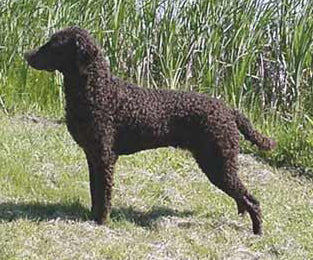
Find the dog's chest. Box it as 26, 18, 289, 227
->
65, 102, 92, 147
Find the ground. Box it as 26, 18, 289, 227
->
0, 114, 312, 259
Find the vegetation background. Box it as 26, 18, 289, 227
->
0, 0, 312, 259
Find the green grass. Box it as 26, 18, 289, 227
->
242, 111, 313, 175
0, 114, 312, 259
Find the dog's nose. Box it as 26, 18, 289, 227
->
24, 51, 31, 61
24, 50, 37, 62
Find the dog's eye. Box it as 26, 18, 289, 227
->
53, 47, 63, 56
39, 41, 51, 52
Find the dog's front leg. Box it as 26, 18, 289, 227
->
85, 146, 117, 224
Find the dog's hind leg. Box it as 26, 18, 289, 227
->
193, 148, 262, 235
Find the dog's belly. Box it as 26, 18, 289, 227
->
114, 125, 197, 155
116, 143, 169, 155
114, 130, 169, 155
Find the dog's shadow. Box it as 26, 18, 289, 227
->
111, 206, 194, 227
0, 201, 193, 228
0, 201, 90, 222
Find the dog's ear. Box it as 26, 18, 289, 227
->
75, 34, 98, 73
75, 36, 88, 62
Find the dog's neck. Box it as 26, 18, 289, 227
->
62, 56, 113, 95
63, 54, 109, 75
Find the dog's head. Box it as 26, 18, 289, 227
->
24, 26, 99, 73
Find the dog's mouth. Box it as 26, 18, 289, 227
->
24, 51, 55, 72
24, 51, 38, 67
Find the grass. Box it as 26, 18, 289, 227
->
241, 111, 313, 175
0, 113, 312, 259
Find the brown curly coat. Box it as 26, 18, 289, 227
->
25, 26, 276, 235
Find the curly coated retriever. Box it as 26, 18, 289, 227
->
24, 26, 276, 235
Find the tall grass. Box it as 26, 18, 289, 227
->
0, 0, 312, 171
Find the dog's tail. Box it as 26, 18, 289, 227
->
233, 109, 276, 151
